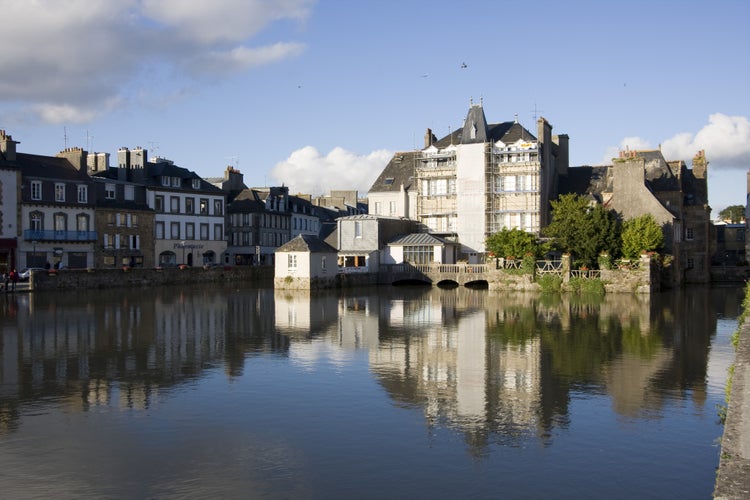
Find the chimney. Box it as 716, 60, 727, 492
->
0, 130, 18, 162
56, 147, 87, 173
692, 150, 708, 179
424, 128, 436, 148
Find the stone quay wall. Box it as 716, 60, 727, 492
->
29, 266, 274, 291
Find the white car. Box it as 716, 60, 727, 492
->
19, 267, 46, 281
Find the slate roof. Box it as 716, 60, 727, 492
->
368, 151, 416, 193
432, 120, 536, 148
16, 153, 91, 181
558, 166, 612, 203
276, 234, 337, 253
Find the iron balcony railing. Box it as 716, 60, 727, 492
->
24, 229, 98, 242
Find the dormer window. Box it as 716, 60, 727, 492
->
161, 176, 170, 186
192, 178, 201, 189
470, 122, 477, 139
171, 177, 180, 187
384, 177, 394, 185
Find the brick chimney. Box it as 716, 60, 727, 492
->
56, 147, 87, 173
0, 130, 18, 161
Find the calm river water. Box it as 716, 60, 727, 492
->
0, 283, 743, 499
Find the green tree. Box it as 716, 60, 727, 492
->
486, 228, 540, 259
621, 214, 664, 259
543, 194, 621, 268
719, 205, 746, 223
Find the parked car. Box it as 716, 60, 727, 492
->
19, 267, 46, 281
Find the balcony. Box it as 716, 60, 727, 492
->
24, 230, 98, 242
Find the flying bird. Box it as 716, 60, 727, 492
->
460, 62, 467, 69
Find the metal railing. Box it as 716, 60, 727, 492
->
24, 230, 98, 242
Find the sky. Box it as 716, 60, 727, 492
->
1, 0, 749, 215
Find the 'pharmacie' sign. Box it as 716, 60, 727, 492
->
173, 243, 205, 250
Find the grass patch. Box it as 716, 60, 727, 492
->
536, 275, 562, 293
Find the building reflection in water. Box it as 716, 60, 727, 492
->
0, 283, 742, 452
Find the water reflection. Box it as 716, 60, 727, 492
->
0, 284, 742, 451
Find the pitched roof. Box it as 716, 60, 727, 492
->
16, 153, 91, 181
368, 151, 416, 193
388, 233, 455, 246
276, 234, 337, 253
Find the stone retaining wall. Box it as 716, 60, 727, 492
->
29, 266, 273, 291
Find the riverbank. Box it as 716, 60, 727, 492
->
715, 288, 750, 499
26, 265, 273, 291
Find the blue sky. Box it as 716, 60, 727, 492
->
1, 0, 748, 215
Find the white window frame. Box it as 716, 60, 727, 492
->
77, 185, 88, 203
31, 181, 42, 200
55, 183, 65, 202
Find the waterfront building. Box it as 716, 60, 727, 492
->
106, 147, 227, 267
559, 149, 712, 285
274, 233, 338, 289
9, 140, 97, 269
90, 170, 155, 269
227, 186, 291, 266
0, 131, 21, 273
369, 101, 569, 262
335, 214, 417, 273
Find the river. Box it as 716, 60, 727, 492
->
0, 284, 743, 499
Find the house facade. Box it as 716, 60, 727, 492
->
369, 102, 569, 262
15, 146, 97, 270
91, 175, 155, 269
334, 215, 417, 273
274, 234, 338, 289
559, 149, 712, 285
0, 131, 20, 274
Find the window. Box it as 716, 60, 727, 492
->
214, 199, 223, 215
124, 185, 134, 201
404, 245, 434, 265
171, 177, 180, 187
131, 214, 138, 227
170, 222, 180, 239
686, 227, 694, 241
55, 183, 65, 202
105, 183, 115, 199
288, 254, 297, 270
738, 230, 746, 242
76, 214, 89, 232
192, 178, 201, 189
214, 224, 223, 241
389, 201, 396, 215
103, 233, 113, 249
30, 212, 43, 231
155, 195, 164, 212
130, 235, 140, 250
374, 202, 381, 215
170, 196, 180, 213
185, 197, 195, 214
200, 198, 209, 215
31, 181, 42, 200
155, 221, 165, 239
354, 221, 362, 238
186, 223, 195, 239
200, 223, 209, 240
161, 176, 170, 186
77, 185, 88, 203
321, 256, 327, 270
54, 213, 67, 232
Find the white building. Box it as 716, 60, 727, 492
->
369, 102, 569, 262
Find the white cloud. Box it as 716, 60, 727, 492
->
661, 114, 750, 169
604, 114, 750, 169
0, 0, 313, 124
269, 146, 393, 196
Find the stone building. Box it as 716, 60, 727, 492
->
0, 131, 20, 274
559, 149, 711, 285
